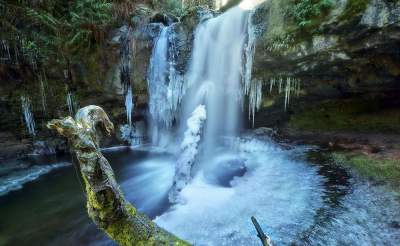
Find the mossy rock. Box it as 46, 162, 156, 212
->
288, 98, 400, 133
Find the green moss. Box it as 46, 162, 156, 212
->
291, 0, 334, 28
83, 173, 190, 245
262, 0, 334, 53
288, 98, 400, 133
332, 152, 400, 188
338, 0, 369, 22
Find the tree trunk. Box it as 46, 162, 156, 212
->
47, 105, 189, 246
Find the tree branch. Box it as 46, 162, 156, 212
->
47, 105, 189, 246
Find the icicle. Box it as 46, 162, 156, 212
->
279, 77, 283, 94
242, 9, 257, 95
168, 24, 185, 114
1, 40, 11, 61
269, 78, 276, 93
296, 79, 301, 97
39, 73, 47, 114
287, 77, 291, 106
66, 91, 75, 116
284, 79, 289, 111
21, 96, 36, 136
14, 43, 19, 64
120, 27, 135, 127
6, 41, 11, 61
125, 86, 134, 126
248, 79, 263, 128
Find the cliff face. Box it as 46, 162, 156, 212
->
1, 0, 399, 160
0, 4, 201, 160
250, 0, 400, 131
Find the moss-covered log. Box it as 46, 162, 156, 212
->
47, 105, 189, 246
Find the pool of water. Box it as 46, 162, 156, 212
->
0, 135, 399, 245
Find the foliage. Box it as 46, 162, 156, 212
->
0, 0, 114, 68
290, 0, 334, 28
158, 0, 183, 15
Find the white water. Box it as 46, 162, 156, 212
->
156, 135, 325, 245
179, 7, 253, 157
169, 105, 207, 203
21, 96, 36, 136
139, 3, 400, 245
0, 162, 70, 196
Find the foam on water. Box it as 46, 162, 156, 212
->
152, 136, 400, 245
306, 182, 400, 245
0, 162, 71, 196
155, 136, 325, 245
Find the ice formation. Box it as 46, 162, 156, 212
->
21, 96, 36, 136
169, 105, 207, 203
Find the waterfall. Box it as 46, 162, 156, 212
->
179, 7, 254, 156
21, 96, 36, 136
147, 24, 184, 144
169, 105, 207, 203
144, 4, 262, 202
120, 27, 134, 127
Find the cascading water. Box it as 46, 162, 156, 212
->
179, 7, 254, 157
20, 96, 36, 136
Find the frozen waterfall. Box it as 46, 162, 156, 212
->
120, 27, 134, 126
147, 24, 184, 144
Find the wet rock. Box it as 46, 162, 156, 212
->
254, 127, 276, 136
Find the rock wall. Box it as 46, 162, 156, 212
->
1, 0, 399, 160
250, 0, 400, 130
0, 4, 202, 161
